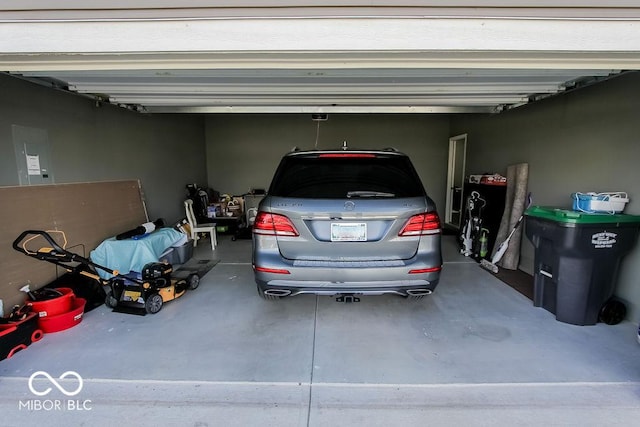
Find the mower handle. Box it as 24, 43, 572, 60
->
12, 230, 118, 276
13, 229, 66, 255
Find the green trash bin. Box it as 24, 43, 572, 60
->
524, 207, 640, 325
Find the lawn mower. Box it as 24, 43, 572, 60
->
12, 230, 200, 315
105, 262, 199, 314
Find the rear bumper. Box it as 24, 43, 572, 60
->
252, 232, 442, 297
253, 259, 441, 297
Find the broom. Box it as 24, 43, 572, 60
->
480, 193, 532, 274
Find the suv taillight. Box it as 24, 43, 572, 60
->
398, 212, 441, 236
253, 212, 299, 237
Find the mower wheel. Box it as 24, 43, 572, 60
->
145, 293, 164, 314
187, 274, 200, 290
105, 294, 118, 309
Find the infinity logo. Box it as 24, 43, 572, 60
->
28, 371, 83, 397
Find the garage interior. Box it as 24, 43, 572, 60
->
2, 2, 640, 425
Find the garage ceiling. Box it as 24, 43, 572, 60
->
1, 2, 640, 114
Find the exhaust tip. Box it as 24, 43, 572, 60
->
264, 289, 292, 298
406, 289, 433, 297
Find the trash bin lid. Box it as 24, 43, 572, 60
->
525, 206, 640, 225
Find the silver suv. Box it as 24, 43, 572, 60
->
252, 148, 442, 300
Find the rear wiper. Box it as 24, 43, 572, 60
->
347, 191, 395, 198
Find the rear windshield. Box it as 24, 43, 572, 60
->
268, 154, 426, 198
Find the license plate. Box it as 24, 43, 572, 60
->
331, 223, 367, 242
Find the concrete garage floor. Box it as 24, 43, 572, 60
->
1, 235, 640, 426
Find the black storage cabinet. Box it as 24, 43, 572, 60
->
524, 207, 640, 325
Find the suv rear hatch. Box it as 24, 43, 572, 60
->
261, 151, 439, 262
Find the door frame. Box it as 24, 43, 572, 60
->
445, 133, 467, 230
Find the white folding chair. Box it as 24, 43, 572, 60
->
184, 199, 217, 251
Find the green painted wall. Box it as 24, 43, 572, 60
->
0, 73, 207, 225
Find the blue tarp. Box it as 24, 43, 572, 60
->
90, 228, 187, 279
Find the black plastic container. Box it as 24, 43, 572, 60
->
525, 207, 640, 325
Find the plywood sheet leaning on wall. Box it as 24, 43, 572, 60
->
0, 180, 148, 316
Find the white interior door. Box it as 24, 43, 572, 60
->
445, 134, 467, 230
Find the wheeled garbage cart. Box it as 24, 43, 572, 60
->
524, 207, 640, 325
